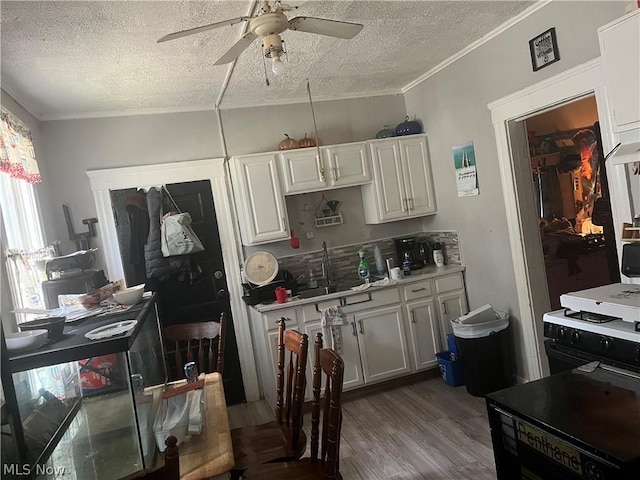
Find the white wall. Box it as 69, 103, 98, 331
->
404, 0, 629, 381
38, 111, 223, 259
37, 95, 409, 265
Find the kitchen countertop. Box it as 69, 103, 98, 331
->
253, 264, 465, 312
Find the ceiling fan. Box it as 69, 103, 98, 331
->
158, 0, 363, 75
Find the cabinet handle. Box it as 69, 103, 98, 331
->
411, 311, 416, 324
318, 156, 325, 181
332, 167, 338, 182
351, 322, 357, 337
409, 198, 415, 210
282, 217, 287, 230
358, 319, 364, 335
442, 302, 447, 316
402, 198, 408, 212
411, 287, 426, 293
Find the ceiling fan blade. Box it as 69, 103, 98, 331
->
214, 32, 258, 65
288, 17, 363, 39
157, 16, 251, 43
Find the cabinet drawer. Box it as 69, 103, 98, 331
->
263, 308, 298, 331
403, 280, 433, 301
301, 287, 401, 322
435, 273, 463, 294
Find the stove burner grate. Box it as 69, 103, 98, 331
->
563, 308, 619, 323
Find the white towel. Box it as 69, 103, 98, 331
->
320, 306, 347, 354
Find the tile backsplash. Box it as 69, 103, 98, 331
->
276, 231, 460, 287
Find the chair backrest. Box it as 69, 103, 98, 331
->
120, 436, 179, 480
274, 318, 309, 450
309, 345, 344, 480
163, 313, 226, 380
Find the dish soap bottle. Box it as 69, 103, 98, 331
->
357, 248, 370, 281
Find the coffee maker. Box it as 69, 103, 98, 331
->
414, 240, 432, 268
394, 237, 433, 270
394, 237, 416, 269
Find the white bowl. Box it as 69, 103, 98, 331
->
112, 284, 145, 305
5, 329, 48, 352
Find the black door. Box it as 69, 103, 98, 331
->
111, 181, 245, 405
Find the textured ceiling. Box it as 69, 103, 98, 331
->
1, 1, 535, 120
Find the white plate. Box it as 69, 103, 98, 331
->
243, 251, 279, 286
85, 320, 137, 340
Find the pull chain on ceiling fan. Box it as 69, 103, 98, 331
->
157, 0, 363, 75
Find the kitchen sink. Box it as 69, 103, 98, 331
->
296, 280, 372, 299
296, 286, 338, 299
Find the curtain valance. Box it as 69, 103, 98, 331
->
0, 110, 41, 183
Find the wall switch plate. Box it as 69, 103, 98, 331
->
306, 231, 314, 239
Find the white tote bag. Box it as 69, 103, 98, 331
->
160, 186, 205, 257
161, 211, 204, 257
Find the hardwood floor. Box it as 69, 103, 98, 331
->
227, 376, 496, 479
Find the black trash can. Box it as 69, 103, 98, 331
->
452, 310, 513, 397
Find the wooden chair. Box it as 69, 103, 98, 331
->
241, 339, 345, 480
230, 318, 309, 474
162, 313, 226, 380
120, 436, 179, 480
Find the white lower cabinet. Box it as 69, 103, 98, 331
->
250, 268, 467, 404
405, 298, 440, 370
354, 305, 411, 383
303, 320, 364, 400
434, 273, 469, 347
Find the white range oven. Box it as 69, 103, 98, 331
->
543, 283, 640, 374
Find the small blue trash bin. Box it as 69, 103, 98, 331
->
435, 351, 465, 387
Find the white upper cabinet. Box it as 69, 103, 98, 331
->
280, 148, 327, 194
598, 10, 640, 132
280, 142, 371, 195
362, 135, 437, 223
323, 142, 371, 188
229, 153, 290, 246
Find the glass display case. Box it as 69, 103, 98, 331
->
1, 295, 166, 479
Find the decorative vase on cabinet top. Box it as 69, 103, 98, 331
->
395, 116, 422, 136
375, 125, 396, 139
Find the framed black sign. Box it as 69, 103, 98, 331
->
529, 28, 560, 71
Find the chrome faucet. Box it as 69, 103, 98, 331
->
321, 241, 336, 293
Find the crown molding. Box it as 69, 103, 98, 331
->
402, 0, 553, 94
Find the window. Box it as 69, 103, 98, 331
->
0, 109, 49, 314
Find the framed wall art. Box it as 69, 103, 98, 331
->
529, 27, 560, 71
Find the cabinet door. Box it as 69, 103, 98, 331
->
406, 299, 440, 370
355, 305, 411, 383
399, 136, 437, 217
305, 319, 365, 393
367, 140, 407, 221
279, 148, 326, 194
598, 11, 640, 132
324, 142, 371, 187
230, 154, 290, 245
436, 290, 468, 348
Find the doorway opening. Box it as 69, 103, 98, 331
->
523, 96, 620, 310
110, 180, 246, 405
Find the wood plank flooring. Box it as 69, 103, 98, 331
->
227, 376, 496, 479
